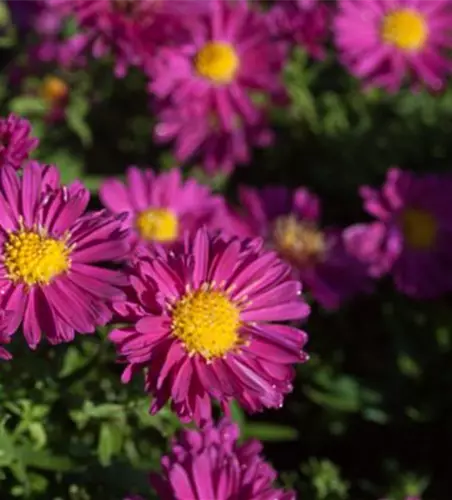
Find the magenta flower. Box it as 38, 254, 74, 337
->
267, 0, 331, 60
110, 227, 309, 424
149, 418, 295, 500
154, 100, 273, 174
334, 0, 452, 91
221, 186, 371, 310
50, 0, 208, 77
344, 168, 452, 299
0, 114, 39, 169
0, 162, 129, 349
149, 0, 286, 172
99, 167, 225, 249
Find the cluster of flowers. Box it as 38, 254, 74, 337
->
0, 111, 444, 497
10, 0, 452, 173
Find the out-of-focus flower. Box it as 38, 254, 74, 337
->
334, 0, 452, 91
39, 75, 70, 122
149, 0, 286, 173
100, 167, 225, 249
48, 0, 207, 77
110, 227, 309, 424
222, 186, 371, 310
267, 0, 331, 59
0, 114, 39, 169
0, 162, 129, 349
149, 418, 295, 500
154, 101, 273, 174
345, 168, 452, 298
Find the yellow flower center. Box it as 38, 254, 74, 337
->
381, 9, 428, 51
171, 287, 241, 359
135, 208, 178, 243
401, 208, 437, 250
273, 215, 326, 265
40, 76, 68, 104
195, 42, 239, 84
4, 227, 72, 286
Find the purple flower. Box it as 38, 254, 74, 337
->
49, 0, 207, 77
334, 0, 452, 91
344, 168, 452, 298
110, 227, 309, 424
99, 166, 226, 249
0, 162, 130, 349
149, 418, 295, 500
149, 0, 286, 173
222, 186, 371, 310
0, 114, 39, 169
154, 100, 273, 174
267, 0, 331, 60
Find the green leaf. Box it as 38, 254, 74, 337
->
9, 96, 48, 116
65, 95, 92, 146
242, 423, 298, 442
98, 423, 115, 466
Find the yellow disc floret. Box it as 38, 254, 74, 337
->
171, 287, 241, 359
135, 208, 178, 243
401, 208, 437, 250
4, 226, 72, 286
273, 215, 326, 265
381, 9, 428, 51
195, 41, 239, 84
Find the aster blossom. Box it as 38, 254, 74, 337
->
0, 113, 39, 169
334, 0, 452, 91
148, 418, 295, 500
267, 0, 331, 60
110, 227, 309, 424
149, 0, 286, 172
344, 168, 452, 298
222, 186, 371, 310
0, 162, 129, 349
48, 0, 208, 77
99, 166, 226, 249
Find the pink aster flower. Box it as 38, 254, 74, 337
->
154, 100, 273, 174
49, 0, 207, 77
267, 0, 331, 60
148, 0, 286, 172
0, 313, 13, 361
99, 167, 226, 249
148, 418, 295, 500
334, 0, 452, 91
344, 168, 452, 299
0, 114, 39, 169
0, 162, 129, 349
110, 227, 309, 424
221, 186, 371, 310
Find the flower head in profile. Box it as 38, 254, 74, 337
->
267, 0, 331, 60
0, 163, 129, 349
149, 0, 286, 172
344, 168, 452, 298
148, 418, 295, 500
0, 114, 39, 169
49, 0, 207, 77
222, 186, 371, 310
334, 0, 452, 91
100, 167, 225, 249
110, 228, 309, 424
